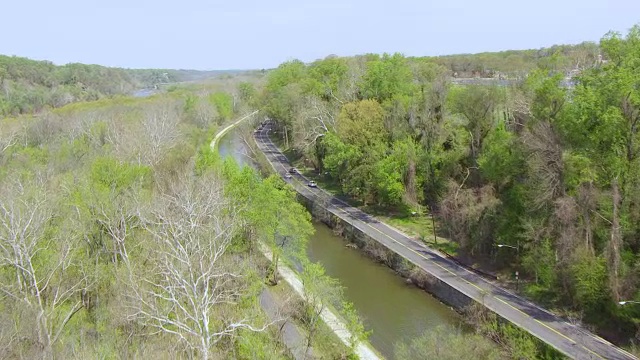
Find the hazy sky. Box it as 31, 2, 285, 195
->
1, 0, 638, 70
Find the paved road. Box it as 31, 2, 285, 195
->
259, 288, 318, 360
254, 121, 637, 360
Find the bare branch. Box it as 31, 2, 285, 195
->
127, 174, 271, 359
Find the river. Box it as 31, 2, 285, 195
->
218, 128, 461, 359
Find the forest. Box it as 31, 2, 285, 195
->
2, 24, 640, 359
0, 71, 379, 359
426, 41, 601, 78
0, 54, 232, 117
260, 25, 640, 344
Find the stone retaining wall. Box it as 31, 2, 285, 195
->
297, 193, 474, 312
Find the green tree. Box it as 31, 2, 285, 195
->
303, 56, 349, 102
394, 325, 504, 360
336, 99, 386, 147
360, 53, 414, 103
300, 262, 343, 351
209, 92, 234, 122
450, 85, 505, 185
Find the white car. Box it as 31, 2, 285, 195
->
307, 180, 317, 188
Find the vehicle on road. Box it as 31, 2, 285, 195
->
307, 180, 317, 188
289, 167, 297, 174
285, 173, 292, 179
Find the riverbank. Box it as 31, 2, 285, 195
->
211, 114, 381, 360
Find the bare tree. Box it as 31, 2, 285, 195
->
94, 190, 143, 267
0, 180, 87, 358
105, 119, 141, 162
293, 96, 338, 152
340, 56, 367, 103
138, 104, 181, 166
0, 128, 18, 154
128, 175, 272, 360
192, 97, 217, 129
522, 121, 565, 209
440, 180, 500, 254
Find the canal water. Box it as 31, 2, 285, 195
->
218, 129, 462, 359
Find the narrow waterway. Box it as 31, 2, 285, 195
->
217, 128, 251, 167
218, 128, 462, 359
307, 223, 461, 359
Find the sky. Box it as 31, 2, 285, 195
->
1, 0, 638, 70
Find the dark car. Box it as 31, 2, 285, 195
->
289, 167, 297, 174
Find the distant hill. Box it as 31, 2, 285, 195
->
0, 55, 247, 117
418, 41, 601, 78
166, 69, 248, 82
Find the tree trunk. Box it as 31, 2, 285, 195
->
201, 338, 209, 360
284, 126, 289, 148
608, 179, 622, 301
582, 182, 594, 255
272, 251, 279, 285
406, 158, 417, 205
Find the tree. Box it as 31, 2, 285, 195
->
184, 94, 217, 129
139, 103, 181, 166
128, 175, 272, 360
262, 60, 307, 147
450, 85, 505, 186
562, 26, 640, 303
238, 82, 257, 109
72, 157, 150, 267
336, 99, 386, 147
300, 262, 342, 352
209, 92, 234, 123
0, 180, 87, 358
360, 53, 414, 103
303, 56, 349, 103
394, 325, 503, 360
259, 176, 313, 284
292, 95, 339, 160
342, 301, 371, 353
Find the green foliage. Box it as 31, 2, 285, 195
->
522, 239, 557, 300
478, 121, 522, 187
562, 151, 597, 192
0, 84, 296, 359
360, 53, 414, 103
256, 23, 640, 342
209, 91, 234, 122
238, 82, 257, 107
303, 56, 349, 100
427, 41, 600, 77
337, 99, 387, 146
234, 329, 287, 359
0, 54, 210, 116
572, 253, 610, 314
89, 157, 151, 192
500, 323, 542, 360
195, 144, 221, 175
394, 325, 505, 360
342, 301, 371, 351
